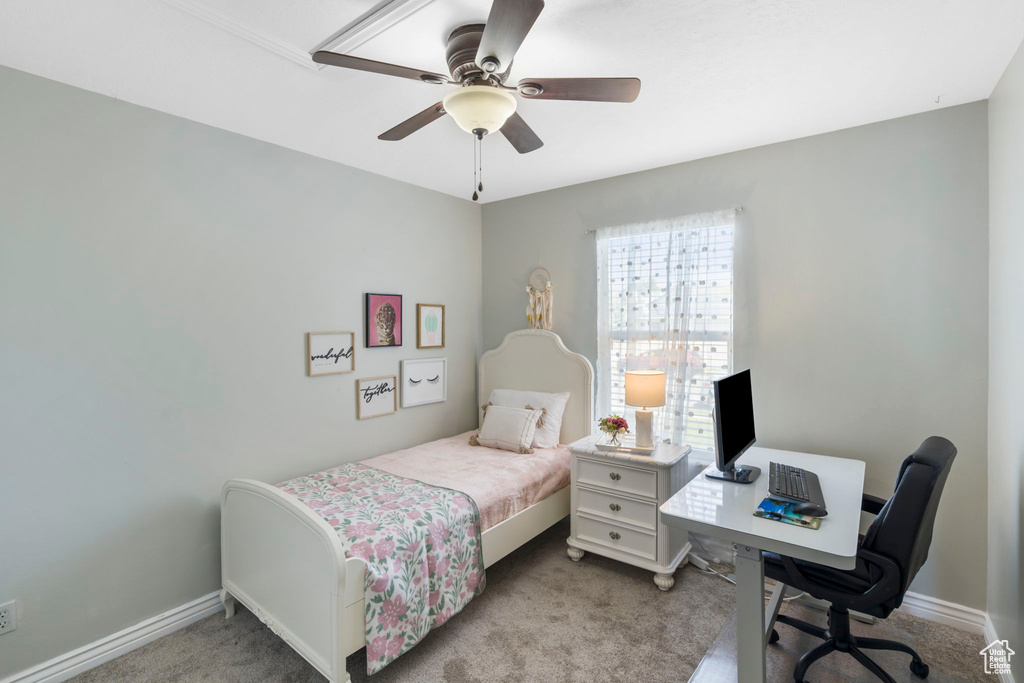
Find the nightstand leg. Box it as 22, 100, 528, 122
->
220, 589, 236, 619
654, 572, 675, 591
567, 546, 585, 562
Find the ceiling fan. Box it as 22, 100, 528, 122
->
312, 0, 641, 156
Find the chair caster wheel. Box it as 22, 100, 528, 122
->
769, 628, 780, 644
910, 660, 929, 678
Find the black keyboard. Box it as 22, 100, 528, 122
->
768, 461, 826, 509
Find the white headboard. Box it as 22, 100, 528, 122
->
479, 330, 594, 445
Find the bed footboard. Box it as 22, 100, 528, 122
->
221, 479, 350, 683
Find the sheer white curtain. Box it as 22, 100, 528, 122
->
596, 209, 736, 454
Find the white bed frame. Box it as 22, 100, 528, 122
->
219, 330, 593, 683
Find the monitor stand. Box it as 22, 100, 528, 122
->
705, 465, 761, 484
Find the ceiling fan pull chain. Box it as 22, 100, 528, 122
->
472, 134, 479, 201
479, 136, 484, 193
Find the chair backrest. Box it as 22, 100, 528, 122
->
861, 436, 957, 600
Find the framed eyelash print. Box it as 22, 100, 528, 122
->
400, 357, 447, 408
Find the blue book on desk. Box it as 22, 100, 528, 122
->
754, 498, 822, 530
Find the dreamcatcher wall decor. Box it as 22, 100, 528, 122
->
526, 267, 553, 330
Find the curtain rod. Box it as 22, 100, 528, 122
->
582, 206, 744, 234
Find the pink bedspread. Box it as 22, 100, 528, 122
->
278, 463, 484, 674
364, 431, 571, 531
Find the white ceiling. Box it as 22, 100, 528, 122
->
2, 0, 1022, 202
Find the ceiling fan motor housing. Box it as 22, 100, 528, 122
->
446, 24, 511, 83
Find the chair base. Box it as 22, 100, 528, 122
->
772, 606, 929, 683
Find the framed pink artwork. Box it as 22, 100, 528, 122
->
365, 293, 403, 347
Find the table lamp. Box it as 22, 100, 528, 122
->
625, 370, 666, 449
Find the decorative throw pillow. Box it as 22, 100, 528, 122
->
471, 405, 544, 454
488, 389, 570, 448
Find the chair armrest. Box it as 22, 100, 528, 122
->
861, 493, 887, 516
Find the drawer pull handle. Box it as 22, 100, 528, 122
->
609, 503, 621, 512
609, 472, 622, 481
609, 531, 621, 540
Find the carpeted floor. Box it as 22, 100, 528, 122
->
69, 519, 988, 682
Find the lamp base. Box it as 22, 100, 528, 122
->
635, 408, 655, 449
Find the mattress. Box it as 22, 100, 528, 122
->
363, 430, 571, 531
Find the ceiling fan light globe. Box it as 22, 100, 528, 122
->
442, 85, 517, 135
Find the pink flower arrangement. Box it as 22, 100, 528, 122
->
598, 415, 630, 436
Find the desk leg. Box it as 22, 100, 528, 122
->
734, 544, 767, 683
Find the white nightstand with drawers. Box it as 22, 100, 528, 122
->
566, 434, 692, 590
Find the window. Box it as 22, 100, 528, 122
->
596, 210, 736, 454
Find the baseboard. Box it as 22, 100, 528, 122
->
898, 591, 987, 634
1, 585, 1005, 682
690, 533, 990, 638
983, 614, 1017, 683
2, 591, 223, 683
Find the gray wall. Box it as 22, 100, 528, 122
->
483, 103, 990, 609
0, 65, 481, 678
987, 39, 1024, 652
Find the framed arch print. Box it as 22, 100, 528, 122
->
417, 304, 445, 349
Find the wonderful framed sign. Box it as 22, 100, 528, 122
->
307, 332, 355, 376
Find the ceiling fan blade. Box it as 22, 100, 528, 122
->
378, 102, 447, 141
500, 111, 543, 154
475, 0, 544, 74
516, 78, 641, 102
313, 51, 449, 84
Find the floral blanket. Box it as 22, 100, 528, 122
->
278, 463, 485, 674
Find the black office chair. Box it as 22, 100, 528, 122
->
764, 436, 956, 683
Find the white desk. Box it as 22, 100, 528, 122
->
660, 446, 865, 683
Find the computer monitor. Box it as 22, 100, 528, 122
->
705, 369, 761, 484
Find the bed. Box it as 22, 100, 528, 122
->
219, 329, 594, 683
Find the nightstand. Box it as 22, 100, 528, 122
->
566, 435, 692, 590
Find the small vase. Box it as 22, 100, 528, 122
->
606, 432, 622, 447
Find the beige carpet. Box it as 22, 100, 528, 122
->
69, 519, 988, 682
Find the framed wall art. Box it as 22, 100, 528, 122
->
356, 375, 398, 419
306, 331, 355, 376
365, 293, 403, 347
401, 358, 447, 408
416, 304, 445, 349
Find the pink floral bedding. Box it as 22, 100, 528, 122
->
278, 463, 485, 674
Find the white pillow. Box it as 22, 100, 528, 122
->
488, 389, 570, 448
473, 405, 543, 454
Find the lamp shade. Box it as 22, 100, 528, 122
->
625, 370, 666, 408
442, 85, 517, 135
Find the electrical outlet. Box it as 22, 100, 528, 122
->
0, 601, 17, 635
